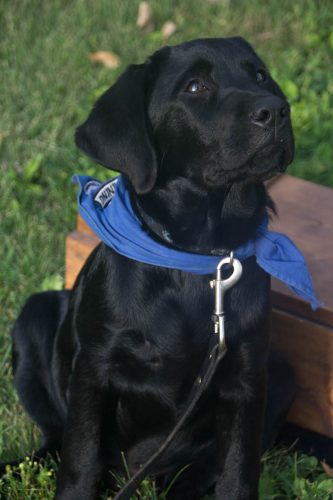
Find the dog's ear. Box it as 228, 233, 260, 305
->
75, 63, 157, 194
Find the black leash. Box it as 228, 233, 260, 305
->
113, 254, 243, 500
114, 343, 224, 500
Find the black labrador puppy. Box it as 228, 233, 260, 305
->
10, 37, 295, 499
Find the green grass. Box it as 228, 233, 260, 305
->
1, 448, 332, 499
1, 0, 333, 498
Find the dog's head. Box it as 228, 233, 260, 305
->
76, 37, 294, 194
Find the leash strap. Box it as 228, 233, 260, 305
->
113, 343, 225, 500
113, 255, 242, 499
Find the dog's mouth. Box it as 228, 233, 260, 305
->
203, 139, 294, 186
248, 141, 293, 181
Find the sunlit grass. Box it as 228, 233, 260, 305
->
1, 448, 332, 499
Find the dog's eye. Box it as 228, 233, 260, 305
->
185, 79, 207, 94
256, 70, 266, 83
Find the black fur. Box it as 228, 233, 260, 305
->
9, 38, 296, 499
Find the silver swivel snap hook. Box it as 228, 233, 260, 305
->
210, 252, 243, 352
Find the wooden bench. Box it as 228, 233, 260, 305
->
65, 174, 333, 440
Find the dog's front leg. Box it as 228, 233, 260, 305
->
214, 370, 266, 500
55, 354, 112, 500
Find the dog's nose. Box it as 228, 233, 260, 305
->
250, 98, 289, 128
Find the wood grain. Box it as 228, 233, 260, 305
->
77, 215, 95, 236
271, 309, 333, 437
65, 231, 99, 289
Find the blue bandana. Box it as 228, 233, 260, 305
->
73, 175, 320, 310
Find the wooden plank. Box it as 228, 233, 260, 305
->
271, 308, 333, 437
65, 231, 99, 289
271, 289, 333, 329
77, 215, 95, 236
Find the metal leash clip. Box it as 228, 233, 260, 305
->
210, 251, 243, 352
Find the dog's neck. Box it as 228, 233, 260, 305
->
132, 177, 272, 255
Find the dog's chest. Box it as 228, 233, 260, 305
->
87, 255, 269, 397
77, 255, 269, 462
101, 271, 215, 390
